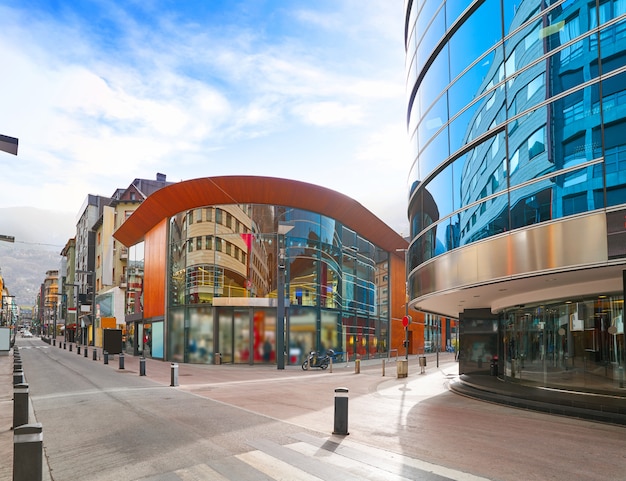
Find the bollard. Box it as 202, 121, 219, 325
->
397, 359, 408, 378
104, 350, 109, 365
139, 357, 146, 376
13, 423, 43, 481
354, 359, 361, 374
84, 346, 89, 358
53, 339, 56, 346
58, 341, 61, 348
119, 353, 125, 370
382, 359, 386, 377
332, 387, 349, 435
419, 356, 426, 374
63, 342, 66, 350
13, 383, 29, 429
93, 349, 97, 361
77, 345, 81, 355
13, 369, 25, 386
69, 343, 72, 352
171, 363, 179, 387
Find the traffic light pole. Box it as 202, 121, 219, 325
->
405, 326, 409, 359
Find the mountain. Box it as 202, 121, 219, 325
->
0, 207, 76, 306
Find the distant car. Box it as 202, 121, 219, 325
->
22, 330, 33, 338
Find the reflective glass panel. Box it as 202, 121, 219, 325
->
448, 0, 502, 80
445, 0, 469, 29
448, 47, 499, 120
419, 48, 450, 119
422, 162, 453, 221
418, 126, 449, 181
418, 94, 448, 148
603, 118, 626, 208
459, 191, 509, 245
416, 5, 446, 76
509, 179, 553, 230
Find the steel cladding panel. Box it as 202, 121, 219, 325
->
414, 213, 608, 301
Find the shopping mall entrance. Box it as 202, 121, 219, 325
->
215, 307, 277, 364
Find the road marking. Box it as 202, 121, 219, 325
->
237, 449, 324, 481
292, 432, 492, 481
175, 463, 230, 481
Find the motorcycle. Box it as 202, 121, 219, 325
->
301, 349, 335, 370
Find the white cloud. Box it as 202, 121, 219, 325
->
0, 1, 410, 234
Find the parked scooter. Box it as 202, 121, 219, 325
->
301, 349, 335, 370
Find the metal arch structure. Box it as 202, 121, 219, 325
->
113, 175, 408, 255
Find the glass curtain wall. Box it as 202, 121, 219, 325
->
165, 204, 390, 365
406, 0, 626, 273
503, 295, 625, 393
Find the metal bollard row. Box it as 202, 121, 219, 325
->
333, 387, 349, 435
13, 423, 43, 481
171, 363, 179, 386
13, 383, 29, 429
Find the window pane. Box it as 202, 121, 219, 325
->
418, 127, 449, 181
422, 164, 453, 221
458, 192, 509, 245
449, 0, 502, 80
509, 181, 552, 230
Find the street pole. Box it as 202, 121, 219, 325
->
276, 223, 293, 370
436, 318, 440, 368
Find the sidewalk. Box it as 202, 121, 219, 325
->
5, 336, 625, 481
0, 350, 14, 481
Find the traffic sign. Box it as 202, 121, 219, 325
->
402, 316, 411, 328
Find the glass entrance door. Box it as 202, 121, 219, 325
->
217, 308, 251, 364
234, 309, 251, 364
218, 309, 233, 363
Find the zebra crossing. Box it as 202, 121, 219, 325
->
141, 432, 491, 481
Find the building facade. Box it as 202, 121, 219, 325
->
405, 0, 626, 394
113, 176, 408, 366
62, 174, 172, 348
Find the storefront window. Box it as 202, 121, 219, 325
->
501, 296, 625, 394
162, 204, 390, 365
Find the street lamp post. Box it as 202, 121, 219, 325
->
396, 248, 410, 359
76, 271, 95, 345
276, 223, 293, 370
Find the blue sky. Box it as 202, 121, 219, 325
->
0, 0, 409, 238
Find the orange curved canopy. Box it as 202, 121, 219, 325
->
113, 176, 407, 255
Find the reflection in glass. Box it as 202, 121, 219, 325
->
502, 295, 625, 395
155, 204, 391, 365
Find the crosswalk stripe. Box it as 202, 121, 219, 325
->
248, 438, 365, 481
237, 449, 324, 481
175, 463, 231, 481
292, 432, 491, 481
287, 440, 414, 481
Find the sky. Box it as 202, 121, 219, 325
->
0, 0, 410, 240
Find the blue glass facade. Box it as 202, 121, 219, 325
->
406, 0, 626, 393
163, 205, 390, 365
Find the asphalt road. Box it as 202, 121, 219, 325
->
7, 336, 626, 481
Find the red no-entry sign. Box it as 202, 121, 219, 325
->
402, 316, 410, 328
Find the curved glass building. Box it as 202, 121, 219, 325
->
405, 0, 626, 394
114, 176, 408, 366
